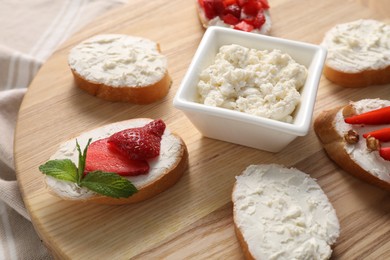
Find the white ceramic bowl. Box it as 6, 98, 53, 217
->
173, 27, 327, 152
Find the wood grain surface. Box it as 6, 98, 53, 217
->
14, 0, 390, 259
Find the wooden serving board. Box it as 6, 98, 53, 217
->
14, 0, 390, 259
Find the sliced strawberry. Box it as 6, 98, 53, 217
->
259, 0, 270, 9
108, 119, 166, 161
202, 0, 217, 19
85, 138, 149, 176
213, 0, 225, 16
223, 0, 237, 6
224, 4, 241, 18
253, 10, 266, 28
234, 20, 254, 32
144, 119, 166, 137
242, 0, 260, 16
223, 13, 240, 25
237, 0, 248, 7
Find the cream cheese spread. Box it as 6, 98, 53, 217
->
233, 164, 340, 260
334, 99, 390, 182
68, 34, 167, 87
321, 19, 390, 73
46, 119, 183, 199
197, 44, 307, 123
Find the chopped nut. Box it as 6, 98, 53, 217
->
366, 136, 381, 151
344, 130, 359, 144
342, 104, 356, 119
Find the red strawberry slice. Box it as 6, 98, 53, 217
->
85, 138, 149, 176
253, 11, 266, 28
224, 4, 241, 18
108, 119, 166, 161
223, 13, 240, 25
242, 0, 259, 16
234, 20, 254, 32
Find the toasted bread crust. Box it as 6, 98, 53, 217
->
314, 107, 390, 191
323, 64, 390, 88
71, 68, 172, 104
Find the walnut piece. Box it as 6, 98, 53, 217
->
344, 130, 359, 144
366, 136, 380, 151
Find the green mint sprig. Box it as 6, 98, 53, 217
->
39, 139, 138, 198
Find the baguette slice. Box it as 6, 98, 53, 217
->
196, 0, 271, 35
232, 164, 340, 260
44, 118, 188, 204
314, 99, 390, 191
321, 19, 390, 88
68, 34, 172, 104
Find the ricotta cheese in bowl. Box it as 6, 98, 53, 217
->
174, 27, 326, 152
197, 44, 307, 123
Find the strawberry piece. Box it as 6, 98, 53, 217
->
242, 0, 260, 16
363, 127, 390, 142
224, 4, 241, 18
223, 0, 237, 6
108, 119, 166, 161
344, 106, 390, 125
379, 147, 390, 161
237, 0, 248, 7
202, 0, 217, 19
85, 138, 149, 176
234, 20, 254, 32
253, 10, 266, 28
213, 0, 225, 16
223, 13, 240, 25
259, 0, 270, 9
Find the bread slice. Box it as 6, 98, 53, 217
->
196, 1, 271, 34
44, 118, 188, 204
321, 19, 390, 88
232, 164, 340, 260
314, 99, 390, 191
68, 34, 172, 104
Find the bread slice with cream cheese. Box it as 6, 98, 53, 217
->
232, 164, 340, 260
43, 118, 188, 204
321, 19, 390, 88
314, 99, 390, 191
68, 34, 172, 104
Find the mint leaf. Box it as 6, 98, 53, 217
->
39, 159, 78, 183
80, 171, 138, 198
76, 138, 91, 184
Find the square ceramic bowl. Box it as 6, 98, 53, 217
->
173, 26, 327, 152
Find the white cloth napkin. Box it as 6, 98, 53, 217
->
0, 1, 127, 259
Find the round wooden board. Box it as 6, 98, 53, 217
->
14, 0, 390, 259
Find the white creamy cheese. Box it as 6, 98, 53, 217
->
45, 119, 183, 199
68, 34, 167, 87
197, 44, 307, 123
334, 99, 390, 182
321, 19, 390, 73
233, 164, 340, 260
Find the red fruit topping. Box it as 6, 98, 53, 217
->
224, 4, 241, 18
85, 138, 149, 176
223, 0, 237, 6
242, 0, 260, 16
223, 13, 240, 25
259, 0, 270, 9
202, 0, 217, 19
253, 11, 266, 28
234, 20, 254, 32
108, 119, 166, 161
